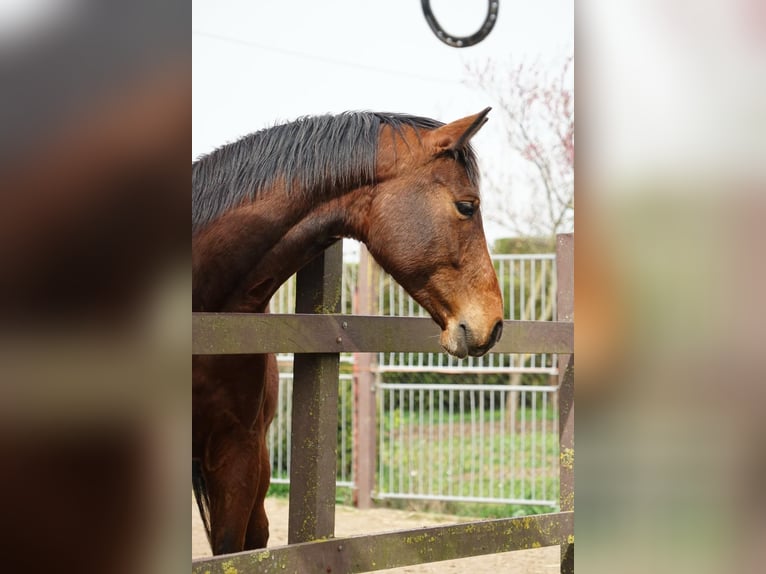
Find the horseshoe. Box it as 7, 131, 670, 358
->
421, 0, 499, 48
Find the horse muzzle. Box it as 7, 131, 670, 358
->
440, 318, 503, 359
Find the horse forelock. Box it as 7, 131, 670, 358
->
191, 111, 480, 235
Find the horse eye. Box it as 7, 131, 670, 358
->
455, 201, 476, 217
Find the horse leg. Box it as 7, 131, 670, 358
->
202, 422, 264, 555
243, 438, 271, 549
244, 354, 278, 550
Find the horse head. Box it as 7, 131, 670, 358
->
364, 109, 504, 358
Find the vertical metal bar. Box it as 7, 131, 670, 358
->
398, 285, 405, 365
478, 389, 484, 498
520, 389, 526, 499
353, 246, 376, 508
510, 259, 516, 321
469, 391, 475, 498
510, 260, 517, 370
531, 389, 537, 500
286, 377, 293, 479
556, 233, 574, 574
455, 390, 462, 498
510, 384, 517, 498
446, 389, 451, 497
418, 388, 425, 494
440, 388, 446, 498
520, 258, 526, 320
428, 388, 434, 495
499, 386, 505, 499
498, 258, 505, 315
380, 392, 386, 500
532, 257, 537, 319
408, 387, 414, 493
387, 278, 394, 366
388, 389, 394, 495
276, 376, 284, 477
288, 242, 342, 544
340, 377, 347, 484
542, 388, 548, 499
407, 292, 414, 366
489, 390, 494, 498
396, 389, 405, 494
541, 258, 547, 320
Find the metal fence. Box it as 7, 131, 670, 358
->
376, 253, 558, 374
267, 244, 560, 507
268, 373, 355, 488
270, 249, 557, 372
377, 381, 559, 506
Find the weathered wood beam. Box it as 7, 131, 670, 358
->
192, 314, 573, 355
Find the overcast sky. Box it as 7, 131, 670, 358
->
192, 0, 574, 242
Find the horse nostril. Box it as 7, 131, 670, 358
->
491, 320, 503, 344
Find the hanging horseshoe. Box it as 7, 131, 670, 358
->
421, 0, 499, 48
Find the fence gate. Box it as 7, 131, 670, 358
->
192, 234, 574, 573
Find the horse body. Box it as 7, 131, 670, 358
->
192, 109, 503, 555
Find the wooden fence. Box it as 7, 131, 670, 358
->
191, 233, 574, 573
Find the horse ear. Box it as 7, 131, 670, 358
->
428, 107, 491, 154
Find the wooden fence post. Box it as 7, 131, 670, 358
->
353, 245, 377, 509
556, 233, 574, 573
288, 242, 343, 544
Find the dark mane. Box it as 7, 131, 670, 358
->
192, 111, 480, 234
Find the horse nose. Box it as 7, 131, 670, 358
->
490, 320, 503, 346
458, 319, 503, 356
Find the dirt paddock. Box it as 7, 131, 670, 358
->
193, 496, 559, 573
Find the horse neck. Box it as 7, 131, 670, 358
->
192, 185, 371, 313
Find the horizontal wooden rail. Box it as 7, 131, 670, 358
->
192, 314, 573, 355
192, 510, 573, 574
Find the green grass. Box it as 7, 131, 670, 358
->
268, 403, 560, 519
378, 498, 557, 519
267, 482, 290, 498
383, 402, 557, 425
267, 483, 356, 506
266, 484, 557, 520
377, 416, 559, 504
269, 402, 559, 518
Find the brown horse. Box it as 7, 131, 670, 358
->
192, 109, 504, 555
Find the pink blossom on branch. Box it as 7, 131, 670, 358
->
465, 54, 574, 241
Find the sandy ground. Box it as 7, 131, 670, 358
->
193, 497, 559, 573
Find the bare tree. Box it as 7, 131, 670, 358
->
466, 55, 573, 414
466, 55, 574, 246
